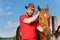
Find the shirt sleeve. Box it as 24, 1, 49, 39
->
19, 15, 26, 24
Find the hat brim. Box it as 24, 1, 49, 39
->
25, 6, 34, 9
25, 6, 28, 9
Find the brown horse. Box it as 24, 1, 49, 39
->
16, 25, 21, 40
37, 5, 50, 40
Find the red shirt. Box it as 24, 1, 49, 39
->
20, 14, 39, 39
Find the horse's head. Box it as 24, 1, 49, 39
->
37, 5, 50, 38
37, 5, 50, 27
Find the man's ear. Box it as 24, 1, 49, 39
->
37, 5, 41, 11
45, 5, 49, 11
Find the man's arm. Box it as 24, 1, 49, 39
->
23, 11, 39, 24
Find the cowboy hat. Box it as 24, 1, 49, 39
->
25, 3, 35, 9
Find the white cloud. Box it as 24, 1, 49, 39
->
0, 8, 3, 12
0, 12, 13, 15
0, 7, 13, 15
0, 32, 16, 38
4, 21, 19, 28
7, 12, 13, 14
6, 6, 12, 9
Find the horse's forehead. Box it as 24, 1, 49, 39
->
44, 13, 47, 17
40, 9, 45, 12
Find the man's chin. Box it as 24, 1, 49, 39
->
29, 15, 32, 17
28, 14, 33, 17
27, 13, 33, 17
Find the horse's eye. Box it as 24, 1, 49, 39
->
39, 17, 42, 19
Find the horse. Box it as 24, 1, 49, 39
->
37, 5, 50, 40
16, 25, 21, 40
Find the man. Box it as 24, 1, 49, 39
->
20, 3, 44, 40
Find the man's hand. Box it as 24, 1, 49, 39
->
36, 11, 40, 16
37, 26, 43, 32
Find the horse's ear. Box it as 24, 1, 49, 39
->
37, 5, 41, 11
45, 5, 49, 11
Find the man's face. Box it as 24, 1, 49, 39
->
58, 28, 60, 32
26, 7, 35, 17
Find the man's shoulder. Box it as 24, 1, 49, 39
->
20, 14, 26, 17
20, 14, 27, 18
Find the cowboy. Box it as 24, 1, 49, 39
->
19, 3, 44, 40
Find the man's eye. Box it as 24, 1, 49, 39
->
31, 9, 34, 11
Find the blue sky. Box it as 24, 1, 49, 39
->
0, 0, 60, 38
